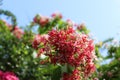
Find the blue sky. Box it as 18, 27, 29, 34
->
1, 0, 120, 41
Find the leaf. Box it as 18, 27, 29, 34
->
103, 38, 113, 44
51, 66, 61, 80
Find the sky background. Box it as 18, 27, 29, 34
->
1, 0, 120, 41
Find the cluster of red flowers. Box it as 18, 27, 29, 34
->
33, 15, 49, 27
32, 34, 49, 58
48, 27, 95, 79
32, 34, 48, 49
31, 12, 96, 79
0, 70, 19, 80
33, 12, 62, 27
32, 27, 96, 79
48, 27, 94, 66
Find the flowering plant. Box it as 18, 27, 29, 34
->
0, 10, 96, 80
31, 12, 96, 80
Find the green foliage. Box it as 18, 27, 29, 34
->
97, 38, 120, 80
0, 20, 44, 80
51, 66, 62, 80
0, 9, 17, 27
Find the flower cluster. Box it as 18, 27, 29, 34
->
13, 27, 24, 39
32, 34, 49, 58
32, 27, 96, 79
31, 12, 96, 79
33, 15, 49, 27
32, 34, 41, 49
32, 34, 48, 49
48, 27, 95, 79
0, 70, 19, 80
33, 12, 62, 27
48, 27, 95, 66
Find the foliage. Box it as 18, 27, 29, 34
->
97, 38, 120, 80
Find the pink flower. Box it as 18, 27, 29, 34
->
3, 72, 19, 80
51, 12, 62, 19
0, 71, 19, 80
33, 15, 49, 27
33, 15, 40, 23
93, 78, 99, 80
13, 27, 24, 39
85, 62, 96, 76
39, 15, 49, 26
66, 19, 74, 27
77, 23, 86, 30
32, 34, 41, 49
0, 71, 3, 76
37, 48, 44, 57
32, 34, 48, 49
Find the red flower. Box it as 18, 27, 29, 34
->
51, 12, 62, 19
13, 27, 24, 39
32, 34, 41, 49
0, 71, 19, 80
33, 15, 40, 23
77, 23, 86, 30
66, 19, 74, 27
37, 48, 44, 57
85, 62, 96, 77
0, 71, 3, 80
39, 15, 49, 26
93, 78, 99, 80
33, 15, 49, 26
32, 34, 48, 49
2, 72, 19, 80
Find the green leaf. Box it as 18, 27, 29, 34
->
51, 66, 61, 80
